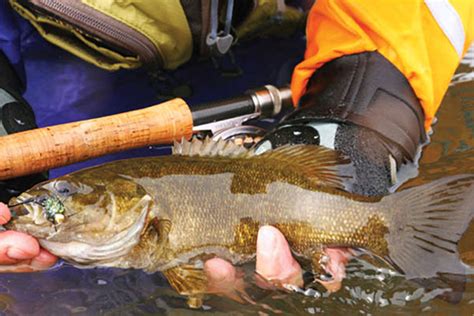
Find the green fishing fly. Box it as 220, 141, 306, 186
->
43, 197, 66, 225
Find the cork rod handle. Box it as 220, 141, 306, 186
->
0, 98, 193, 180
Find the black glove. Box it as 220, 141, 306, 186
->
256, 51, 426, 196
0, 51, 47, 202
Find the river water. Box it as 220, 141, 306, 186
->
1, 49, 473, 315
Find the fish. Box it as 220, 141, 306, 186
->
6, 138, 474, 307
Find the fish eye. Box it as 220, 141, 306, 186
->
54, 181, 77, 196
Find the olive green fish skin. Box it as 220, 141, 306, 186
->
8, 154, 390, 272
136, 157, 389, 269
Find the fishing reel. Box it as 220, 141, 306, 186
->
192, 85, 292, 148
195, 124, 267, 149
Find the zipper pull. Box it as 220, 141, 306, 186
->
206, 0, 235, 56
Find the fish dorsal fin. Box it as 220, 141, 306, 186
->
173, 137, 252, 158
258, 144, 352, 190
173, 138, 351, 189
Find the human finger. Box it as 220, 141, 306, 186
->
204, 258, 248, 303
29, 248, 58, 269
0, 203, 11, 225
255, 225, 303, 288
317, 247, 353, 292
0, 230, 40, 265
0, 250, 57, 273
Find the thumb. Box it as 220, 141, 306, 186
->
255, 226, 303, 287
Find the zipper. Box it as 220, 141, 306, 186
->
28, 0, 162, 66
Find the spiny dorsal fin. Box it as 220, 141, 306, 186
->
258, 144, 352, 190
173, 137, 352, 189
173, 137, 252, 158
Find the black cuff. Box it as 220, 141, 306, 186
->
286, 51, 426, 162
0, 51, 24, 95
0, 51, 37, 135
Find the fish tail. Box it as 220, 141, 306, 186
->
381, 174, 474, 279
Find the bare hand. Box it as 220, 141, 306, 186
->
0, 203, 57, 272
204, 225, 352, 301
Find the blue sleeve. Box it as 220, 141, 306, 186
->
0, 1, 28, 85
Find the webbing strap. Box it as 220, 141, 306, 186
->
208, 0, 219, 41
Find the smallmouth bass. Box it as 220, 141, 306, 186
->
7, 139, 474, 306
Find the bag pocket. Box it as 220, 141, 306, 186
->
10, 0, 193, 71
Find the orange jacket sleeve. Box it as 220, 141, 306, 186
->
291, 0, 473, 130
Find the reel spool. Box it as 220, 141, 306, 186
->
212, 125, 267, 148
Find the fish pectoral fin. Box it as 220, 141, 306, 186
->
163, 264, 208, 309
151, 218, 172, 243
163, 264, 208, 294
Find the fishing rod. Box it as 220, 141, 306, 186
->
0, 85, 292, 180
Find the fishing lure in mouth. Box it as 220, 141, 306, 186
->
9, 195, 66, 225
42, 196, 66, 225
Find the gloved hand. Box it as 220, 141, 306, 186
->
256, 51, 427, 196
0, 51, 48, 202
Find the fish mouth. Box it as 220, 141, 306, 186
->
8, 195, 34, 218
6, 193, 49, 229
5, 195, 58, 240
